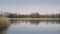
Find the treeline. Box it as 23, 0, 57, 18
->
6, 12, 60, 18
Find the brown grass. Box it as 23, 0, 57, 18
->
9, 18, 60, 20
0, 17, 10, 27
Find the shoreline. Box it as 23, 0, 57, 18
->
9, 18, 60, 20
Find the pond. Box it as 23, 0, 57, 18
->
0, 20, 60, 34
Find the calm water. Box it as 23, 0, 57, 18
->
0, 20, 60, 34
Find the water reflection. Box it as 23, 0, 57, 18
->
0, 26, 9, 34
0, 27, 8, 34
10, 20, 60, 25
9, 20, 60, 34
0, 22, 10, 34
0, 20, 60, 34
27, 20, 40, 25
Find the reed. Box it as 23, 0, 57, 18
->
0, 17, 10, 28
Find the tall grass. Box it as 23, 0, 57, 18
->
0, 17, 10, 28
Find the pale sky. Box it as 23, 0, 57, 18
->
0, 0, 60, 15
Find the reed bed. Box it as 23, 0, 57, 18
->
0, 17, 9, 28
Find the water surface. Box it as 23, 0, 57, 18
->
0, 20, 60, 34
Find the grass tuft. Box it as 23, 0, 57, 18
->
0, 17, 10, 28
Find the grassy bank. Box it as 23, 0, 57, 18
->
0, 17, 9, 28
9, 18, 60, 20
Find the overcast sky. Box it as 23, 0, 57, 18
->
0, 0, 60, 15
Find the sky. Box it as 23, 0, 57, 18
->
0, 0, 60, 15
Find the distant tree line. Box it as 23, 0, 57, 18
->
6, 12, 60, 18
